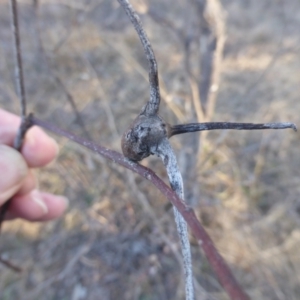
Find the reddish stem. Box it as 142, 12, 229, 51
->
31, 116, 250, 300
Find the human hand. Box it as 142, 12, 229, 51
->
0, 108, 68, 221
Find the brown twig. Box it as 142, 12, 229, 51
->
0, 0, 31, 230
30, 115, 249, 300
0, 256, 22, 272
0, 0, 33, 273
169, 121, 297, 136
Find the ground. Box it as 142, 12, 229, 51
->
0, 0, 299, 299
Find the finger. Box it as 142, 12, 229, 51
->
15, 170, 36, 196
22, 126, 59, 168
7, 190, 48, 221
0, 109, 59, 168
7, 190, 68, 221
35, 192, 69, 221
0, 145, 28, 206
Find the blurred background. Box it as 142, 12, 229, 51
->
0, 0, 300, 299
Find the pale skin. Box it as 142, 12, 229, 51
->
0, 108, 68, 222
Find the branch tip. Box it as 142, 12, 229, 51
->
170, 121, 298, 136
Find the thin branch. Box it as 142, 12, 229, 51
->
30, 116, 250, 300
1, 0, 31, 232
0, 2, 32, 272
13, 113, 34, 150
24, 237, 95, 300
169, 122, 297, 136
10, 0, 31, 152
10, 0, 26, 119
194, 0, 225, 120
53, 75, 92, 139
117, 0, 161, 116
231, 1, 287, 108
33, 0, 91, 140
181, 14, 206, 122
153, 139, 194, 300
0, 256, 22, 272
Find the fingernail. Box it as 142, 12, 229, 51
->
31, 190, 48, 215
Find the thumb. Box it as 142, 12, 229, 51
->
0, 145, 28, 206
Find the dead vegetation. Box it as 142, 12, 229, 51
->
0, 0, 299, 299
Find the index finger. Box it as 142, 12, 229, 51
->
0, 109, 59, 168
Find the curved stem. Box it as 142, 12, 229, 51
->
152, 139, 194, 300
117, 0, 161, 116
31, 116, 250, 300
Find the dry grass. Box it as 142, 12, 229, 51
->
0, 0, 299, 299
